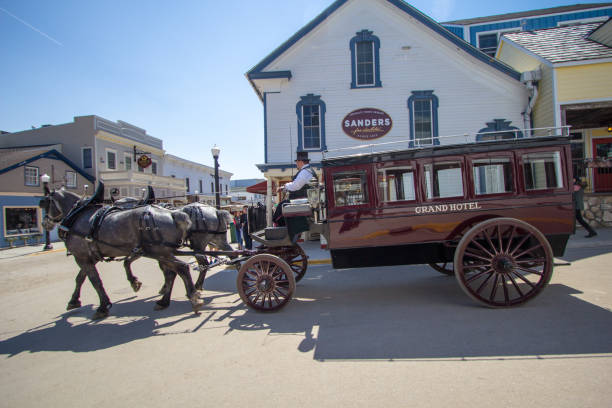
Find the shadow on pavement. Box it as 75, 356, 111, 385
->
2, 264, 611, 361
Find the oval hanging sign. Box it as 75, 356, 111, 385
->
342, 108, 392, 140
137, 154, 152, 168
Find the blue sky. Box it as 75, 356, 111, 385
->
0, 0, 603, 178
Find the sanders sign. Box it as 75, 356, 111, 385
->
342, 108, 392, 140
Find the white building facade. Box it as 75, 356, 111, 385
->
163, 154, 233, 206
247, 0, 532, 223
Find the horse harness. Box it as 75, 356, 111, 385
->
183, 205, 227, 235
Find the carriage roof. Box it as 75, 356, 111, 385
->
321, 134, 570, 168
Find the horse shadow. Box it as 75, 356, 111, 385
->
0, 292, 231, 357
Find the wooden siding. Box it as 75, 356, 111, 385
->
556, 62, 612, 102
261, 0, 527, 165
533, 64, 556, 128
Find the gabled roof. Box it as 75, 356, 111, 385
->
246, 0, 520, 100
588, 17, 612, 45
0, 148, 95, 182
443, 3, 612, 26
502, 22, 612, 63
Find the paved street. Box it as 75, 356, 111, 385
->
0, 232, 611, 408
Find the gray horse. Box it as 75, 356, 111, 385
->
41, 185, 203, 319
113, 195, 235, 292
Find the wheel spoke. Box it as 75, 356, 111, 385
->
474, 271, 494, 295
463, 262, 490, 270
489, 274, 499, 301
464, 249, 492, 263
505, 226, 517, 253
482, 228, 499, 255
509, 270, 537, 289
514, 244, 543, 259
509, 234, 530, 256
470, 237, 495, 258
466, 268, 493, 283
501, 274, 510, 305
515, 258, 545, 266
507, 272, 524, 297
515, 265, 544, 276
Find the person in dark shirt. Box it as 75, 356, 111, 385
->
573, 177, 597, 238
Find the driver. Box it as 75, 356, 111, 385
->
273, 151, 317, 226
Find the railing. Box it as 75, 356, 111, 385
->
573, 158, 612, 193
322, 126, 571, 160
99, 171, 186, 190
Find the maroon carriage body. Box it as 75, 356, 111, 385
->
322, 136, 574, 269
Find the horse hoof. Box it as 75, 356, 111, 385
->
92, 310, 109, 320
190, 292, 204, 313
131, 280, 142, 292
66, 301, 81, 310
154, 302, 169, 311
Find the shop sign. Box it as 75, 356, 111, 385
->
137, 154, 152, 168
342, 108, 392, 140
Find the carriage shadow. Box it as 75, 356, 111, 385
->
210, 265, 612, 361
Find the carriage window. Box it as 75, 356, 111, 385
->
333, 171, 368, 206
377, 167, 415, 202
472, 158, 513, 195
424, 161, 463, 199
523, 151, 563, 190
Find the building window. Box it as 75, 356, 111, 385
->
408, 91, 439, 147
476, 119, 523, 141
151, 161, 157, 175
82, 147, 93, 169
65, 171, 77, 188
186, 177, 190, 192
199, 180, 203, 193
296, 94, 327, 151
350, 29, 381, 88
106, 149, 117, 170
210, 182, 214, 193
125, 153, 132, 171
24, 166, 39, 186
4, 207, 40, 236
478, 33, 498, 57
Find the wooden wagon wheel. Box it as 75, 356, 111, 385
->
237, 254, 296, 312
428, 262, 454, 275
264, 244, 308, 282
454, 218, 554, 308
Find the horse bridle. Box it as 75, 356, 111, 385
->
39, 194, 65, 225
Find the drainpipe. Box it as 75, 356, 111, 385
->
520, 69, 541, 136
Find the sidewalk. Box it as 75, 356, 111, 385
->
1, 227, 610, 262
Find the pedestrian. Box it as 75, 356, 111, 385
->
234, 211, 243, 249
573, 177, 597, 238
241, 206, 253, 249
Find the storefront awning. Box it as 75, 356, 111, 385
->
246, 180, 274, 195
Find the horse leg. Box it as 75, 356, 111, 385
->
67, 269, 86, 310
76, 258, 112, 320
194, 254, 210, 291
123, 255, 142, 292
168, 258, 203, 313
155, 264, 176, 310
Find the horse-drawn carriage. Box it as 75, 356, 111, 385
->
232, 126, 575, 311
42, 126, 575, 318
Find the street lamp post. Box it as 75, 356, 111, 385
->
211, 145, 221, 209
40, 173, 53, 250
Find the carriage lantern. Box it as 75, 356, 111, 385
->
211, 145, 221, 209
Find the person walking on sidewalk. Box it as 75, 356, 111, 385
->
573, 177, 597, 238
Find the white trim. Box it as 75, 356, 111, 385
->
559, 97, 612, 105
557, 16, 609, 26
466, 6, 612, 30
3, 205, 42, 238
554, 58, 612, 67
553, 69, 560, 128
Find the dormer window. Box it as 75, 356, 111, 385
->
350, 30, 382, 88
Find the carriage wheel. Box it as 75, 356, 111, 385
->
428, 262, 454, 275
237, 254, 295, 312
265, 244, 308, 282
454, 218, 553, 308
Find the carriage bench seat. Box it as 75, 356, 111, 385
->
282, 202, 312, 218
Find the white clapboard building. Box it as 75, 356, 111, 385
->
247, 0, 533, 221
